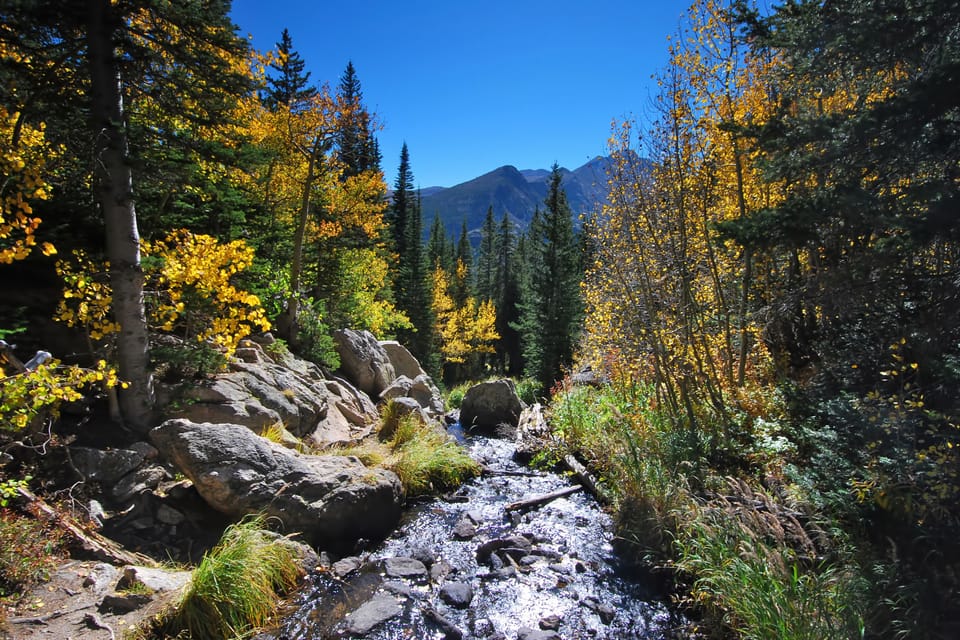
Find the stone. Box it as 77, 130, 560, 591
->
384, 396, 430, 427
459, 379, 523, 434
379, 340, 426, 380
99, 592, 152, 613
69, 447, 144, 485
438, 581, 473, 609
539, 614, 562, 630
379, 375, 414, 402
410, 374, 445, 416
82, 563, 119, 592
382, 556, 428, 581
150, 419, 403, 547
517, 628, 561, 640
332, 556, 362, 577
422, 604, 464, 639
155, 503, 185, 526
383, 580, 412, 596
430, 559, 454, 583
476, 535, 532, 564
346, 592, 402, 635
334, 328, 396, 398
111, 464, 170, 503
116, 565, 190, 594
452, 516, 477, 540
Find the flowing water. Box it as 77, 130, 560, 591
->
269, 428, 688, 639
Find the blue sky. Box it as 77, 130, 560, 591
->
230, 1, 692, 188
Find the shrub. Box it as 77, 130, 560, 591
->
389, 416, 480, 496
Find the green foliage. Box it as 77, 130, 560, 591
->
294, 298, 340, 369
154, 515, 302, 640
0, 477, 29, 508
151, 341, 227, 381
444, 382, 471, 410
0, 508, 67, 600
388, 415, 480, 497
674, 509, 867, 640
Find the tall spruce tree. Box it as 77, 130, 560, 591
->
494, 212, 522, 374
265, 28, 316, 110
517, 165, 583, 392
476, 206, 498, 302
389, 143, 414, 259
336, 61, 381, 178
426, 212, 451, 272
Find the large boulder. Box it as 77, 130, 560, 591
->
379, 341, 425, 380
334, 329, 396, 398
162, 344, 378, 447
459, 379, 523, 434
149, 419, 403, 547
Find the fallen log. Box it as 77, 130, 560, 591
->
15, 487, 156, 567
562, 455, 610, 505
504, 485, 582, 514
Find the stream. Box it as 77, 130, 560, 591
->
267, 427, 688, 639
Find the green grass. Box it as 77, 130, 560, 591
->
546, 380, 870, 639
152, 515, 302, 639
0, 508, 67, 601
389, 415, 480, 496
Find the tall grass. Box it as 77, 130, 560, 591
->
547, 379, 870, 639
154, 515, 302, 639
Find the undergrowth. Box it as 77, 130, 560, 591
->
0, 507, 68, 604
546, 379, 871, 639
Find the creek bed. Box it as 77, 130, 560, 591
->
269, 429, 687, 639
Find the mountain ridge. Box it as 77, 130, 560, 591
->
416, 156, 615, 236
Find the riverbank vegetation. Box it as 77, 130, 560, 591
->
551, 0, 960, 636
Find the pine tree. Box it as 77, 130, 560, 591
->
494, 212, 522, 375
476, 206, 498, 302
265, 29, 316, 110
426, 212, 451, 272
389, 143, 414, 259
452, 220, 473, 306
517, 165, 583, 392
336, 61, 381, 178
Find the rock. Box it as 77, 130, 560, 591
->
514, 403, 550, 463
383, 580, 412, 596
459, 379, 523, 434
430, 559, 454, 583
539, 614, 562, 630
81, 563, 119, 592
382, 556, 428, 581
570, 365, 608, 388
583, 597, 616, 624
423, 604, 464, 639
346, 592, 403, 635
99, 592, 152, 613
70, 447, 144, 485
517, 628, 560, 640
379, 340, 426, 380
410, 374, 445, 417
116, 565, 190, 593
334, 328, 396, 398
384, 396, 430, 428
452, 516, 477, 540
473, 618, 496, 637
150, 419, 403, 547
164, 353, 378, 447
111, 464, 170, 503
332, 556, 362, 577
155, 503, 185, 526
439, 581, 473, 608
380, 375, 414, 401
476, 535, 532, 564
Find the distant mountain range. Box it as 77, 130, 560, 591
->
416, 156, 616, 238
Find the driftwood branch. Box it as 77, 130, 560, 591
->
16, 487, 155, 567
562, 455, 610, 505
505, 485, 582, 514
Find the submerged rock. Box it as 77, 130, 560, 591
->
150, 419, 403, 548
346, 592, 403, 635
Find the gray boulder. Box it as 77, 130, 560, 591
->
163, 354, 378, 448
379, 340, 426, 380
149, 419, 403, 547
459, 379, 523, 434
334, 329, 396, 398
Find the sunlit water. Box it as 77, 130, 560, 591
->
269, 428, 686, 639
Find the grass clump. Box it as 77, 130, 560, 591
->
388, 414, 480, 496
152, 515, 302, 639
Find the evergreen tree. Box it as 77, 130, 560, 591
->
426, 212, 451, 272
336, 61, 381, 178
452, 220, 474, 306
517, 165, 583, 392
265, 28, 316, 110
494, 213, 522, 375
389, 143, 414, 259
476, 206, 498, 302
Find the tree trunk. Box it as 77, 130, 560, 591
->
87, 0, 155, 432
